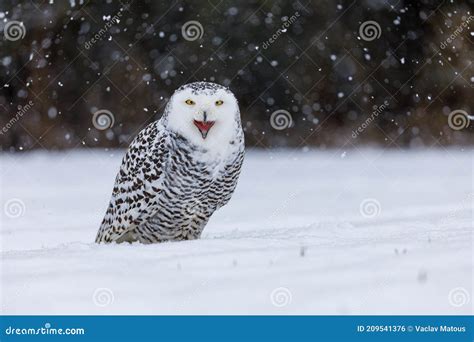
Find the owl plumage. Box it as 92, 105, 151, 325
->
95, 82, 244, 244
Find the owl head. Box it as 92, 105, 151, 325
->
164, 82, 241, 149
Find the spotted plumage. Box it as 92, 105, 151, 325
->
95, 82, 244, 244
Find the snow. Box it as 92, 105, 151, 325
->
1, 149, 472, 315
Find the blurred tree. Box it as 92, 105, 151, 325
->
0, 0, 472, 151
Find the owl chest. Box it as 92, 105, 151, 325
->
163, 150, 224, 196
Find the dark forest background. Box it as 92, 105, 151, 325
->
0, 0, 472, 152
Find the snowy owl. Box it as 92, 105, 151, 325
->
95, 82, 245, 244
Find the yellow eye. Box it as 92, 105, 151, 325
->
185, 99, 195, 105
215, 100, 224, 106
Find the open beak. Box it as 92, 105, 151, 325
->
193, 120, 215, 139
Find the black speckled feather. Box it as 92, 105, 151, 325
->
95, 83, 244, 244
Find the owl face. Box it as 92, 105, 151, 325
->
166, 82, 241, 150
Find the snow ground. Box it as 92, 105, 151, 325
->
0, 148, 472, 315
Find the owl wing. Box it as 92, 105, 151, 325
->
95, 122, 169, 243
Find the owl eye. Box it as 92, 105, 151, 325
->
185, 99, 195, 105
215, 100, 224, 106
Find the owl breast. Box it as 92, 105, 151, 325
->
135, 132, 243, 242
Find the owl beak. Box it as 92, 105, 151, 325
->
193, 120, 215, 139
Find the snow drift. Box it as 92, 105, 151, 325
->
0, 149, 472, 314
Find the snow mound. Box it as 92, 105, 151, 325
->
1, 149, 472, 314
